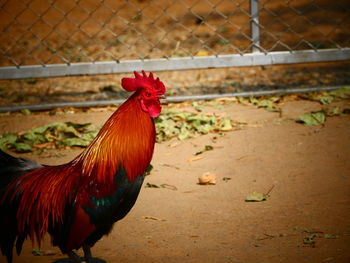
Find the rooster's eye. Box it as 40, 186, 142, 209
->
145, 92, 152, 98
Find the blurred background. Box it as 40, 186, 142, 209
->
0, 0, 349, 109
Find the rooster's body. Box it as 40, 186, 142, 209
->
0, 71, 166, 263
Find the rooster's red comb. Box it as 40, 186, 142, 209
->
121, 70, 165, 95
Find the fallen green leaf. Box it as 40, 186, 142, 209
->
302, 229, 324, 234
13, 143, 32, 153
0, 122, 99, 153
256, 99, 280, 112
323, 106, 341, 117
204, 145, 213, 151
32, 249, 43, 256
301, 93, 334, 105
329, 86, 350, 99
324, 234, 338, 239
155, 109, 236, 142
21, 109, 32, 115
194, 145, 214, 155
219, 119, 233, 131
178, 124, 192, 140
65, 122, 92, 129
59, 137, 90, 147
245, 192, 268, 202
144, 182, 177, 190
191, 101, 203, 112
318, 96, 334, 105
101, 85, 119, 92
23, 131, 48, 144
303, 234, 317, 245
240, 97, 281, 112
24, 78, 37, 84
299, 111, 326, 126
145, 164, 153, 175
145, 182, 162, 188
0, 133, 17, 151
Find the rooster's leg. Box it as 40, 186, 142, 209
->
67, 251, 81, 263
83, 244, 92, 263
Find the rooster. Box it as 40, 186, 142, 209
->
0, 71, 166, 263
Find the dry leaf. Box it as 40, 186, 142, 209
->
43, 250, 58, 256
145, 182, 177, 190
160, 163, 180, 170
245, 191, 268, 202
143, 216, 166, 221
187, 156, 203, 162
245, 185, 274, 202
33, 142, 55, 149
194, 145, 214, 155
161, 184, 178, 190
196, 50, 209, 56
169, 141, 180, 148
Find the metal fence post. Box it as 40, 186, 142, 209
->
250, 0, 261, 53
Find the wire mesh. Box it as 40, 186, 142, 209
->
0, 0, 349, 69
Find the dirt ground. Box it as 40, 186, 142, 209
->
0, 97, 349, 263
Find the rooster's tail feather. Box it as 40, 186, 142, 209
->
0, 150, 41, 263
0, 150, 42, 181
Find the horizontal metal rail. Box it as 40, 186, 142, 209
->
1, 49, 349, 79
0, 86, 340, 112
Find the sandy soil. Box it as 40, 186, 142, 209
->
0, 98, 349, 263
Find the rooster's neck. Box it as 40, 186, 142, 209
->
75, 92, 156, 182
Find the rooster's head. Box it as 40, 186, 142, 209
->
121, 70, 166, 118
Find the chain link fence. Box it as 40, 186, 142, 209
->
0, 0, 349, 79
0, 0, 350, 111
